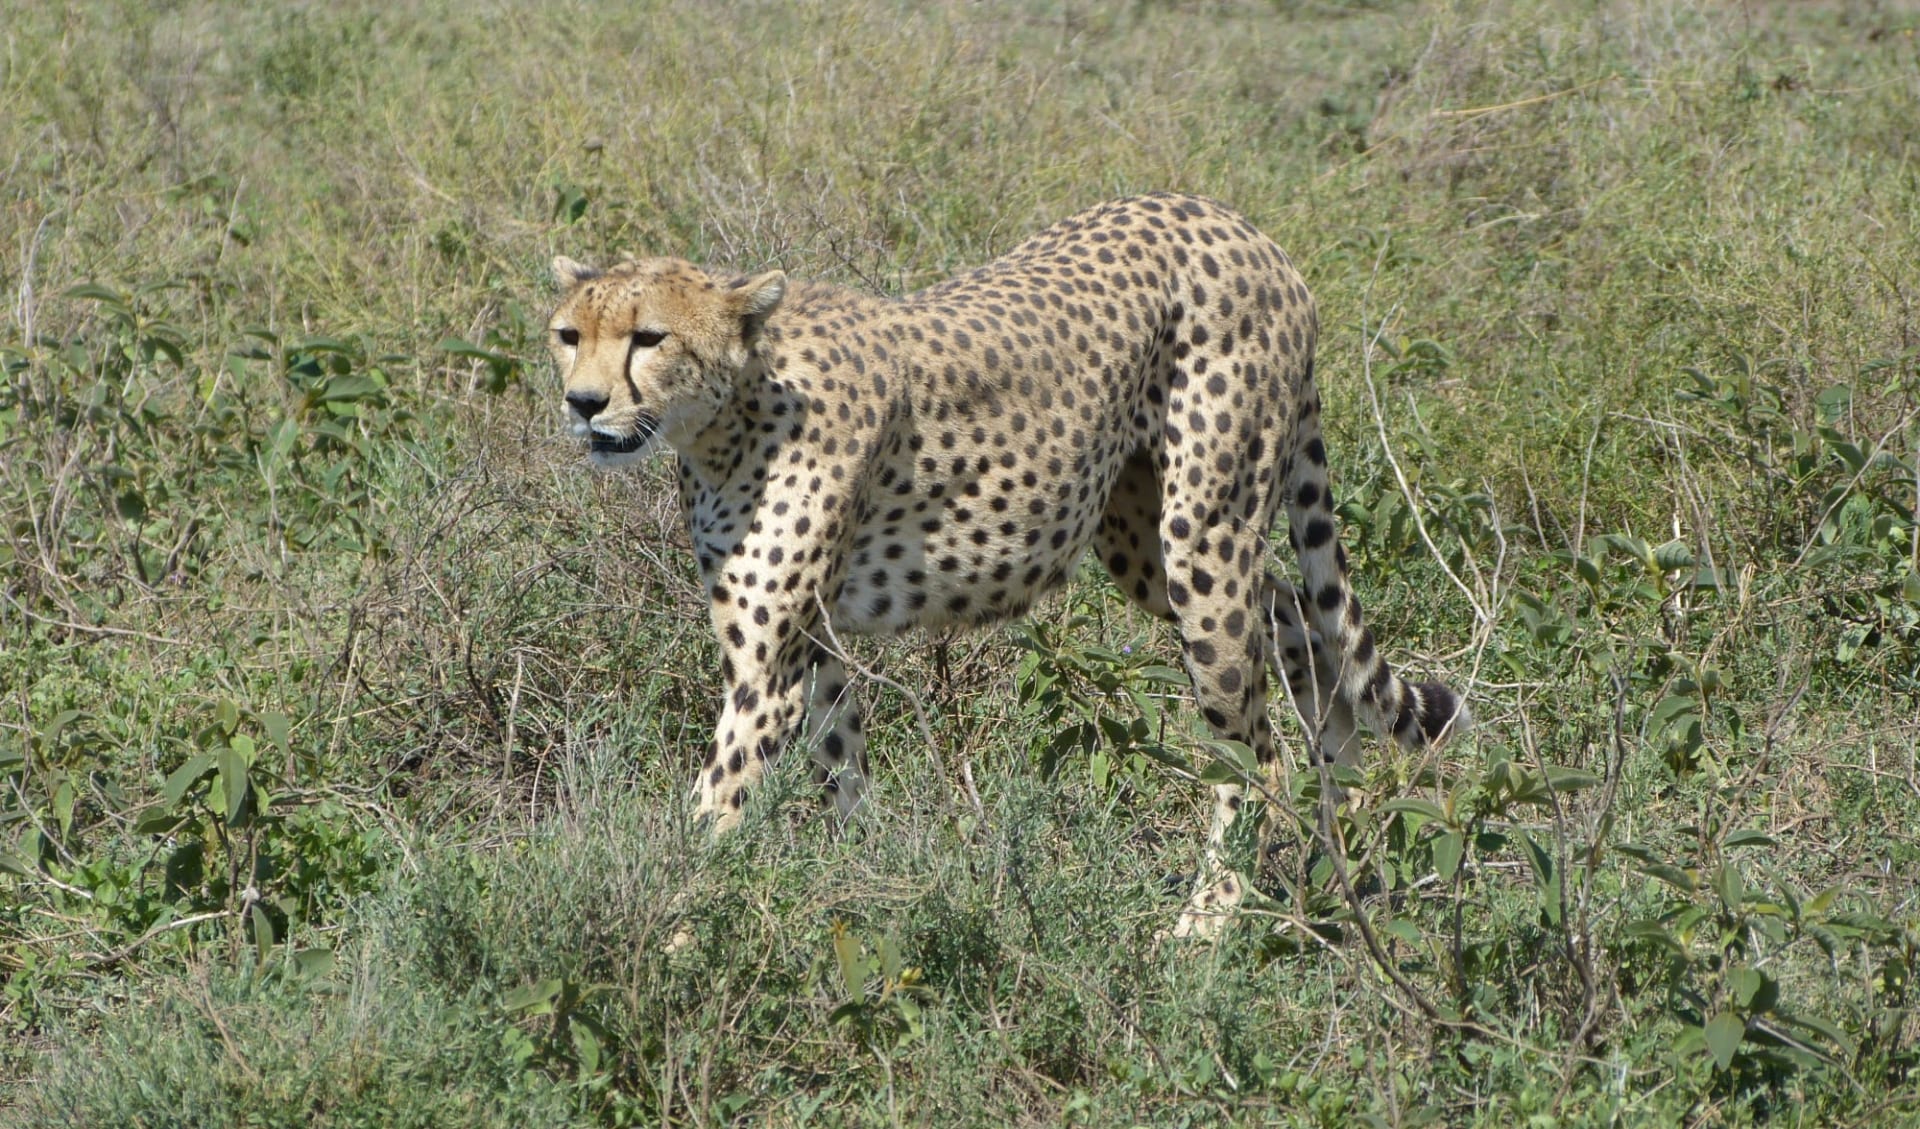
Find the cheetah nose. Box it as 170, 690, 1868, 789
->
565, 390, 610, 421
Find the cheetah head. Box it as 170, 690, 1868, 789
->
548, 256, 786, 467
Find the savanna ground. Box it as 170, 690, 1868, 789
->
3, 0, 1919, 1124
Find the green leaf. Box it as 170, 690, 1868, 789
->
38, 709, 84, 754
315, 374, 385, 404
217, 744, 251, 824
1198, 739, 1259, 785
64, 282, 130, 306
1688, 567, 1727, 590
1137, 742, 1194, 774
1623, 919, 1685, 957
1827, 910, 1899, 937
1432, 830, 1463, 882
260, 713, 291, 763
1544, 766, 1601, 791
1505, 765, 1553, 806
503, 978, 564, 1015
1637, 862, 1698, 892
1598, 533, 1652, 570
265, 416, 299, 467
1776, 1010, 1857, 1060
133, 809, 191, 835
163, 753, 217, 808
1379, 797, 1446, 822
833, 925, 867, 1006
1704, 1012, 1746, 1071
115, 488, 148, 521
1613, 841, 1658, 864
215, 699, 241, 736
570, 1019, 603, 1073
1204, 739, 1260, 775
1328, 763, 1365, 790
552, 185, 589, 225
1723, 829, 1776, 850
293, 948, 336, 980
250, 902, 275, 967
1519, 830, 1553, 885
437, 337, 508, 363
1713, 864, 1745, 909
1649, 694, 1698, 731
52, 776, 75, 837
1122, 687, 1161, 724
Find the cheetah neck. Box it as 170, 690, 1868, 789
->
672, 354, 778, 490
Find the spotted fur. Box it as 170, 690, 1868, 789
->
549, 194, 1467, 933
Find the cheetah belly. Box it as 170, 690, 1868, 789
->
828, 423, 1130, 636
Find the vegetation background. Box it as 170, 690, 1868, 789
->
3, 0, 1918, 1124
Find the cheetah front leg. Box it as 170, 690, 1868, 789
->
695, 632, 871, 829
690, 481, 872, 830
665, 603, 857, 954
802, 652, 869, 819
695, 639, 814, 831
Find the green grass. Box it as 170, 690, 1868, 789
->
4, 0, 1919, 1124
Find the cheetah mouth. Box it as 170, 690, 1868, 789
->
587, 413, 660, 456
589, 429, 650, 455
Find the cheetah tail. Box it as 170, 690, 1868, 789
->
1281, 416, 1469, 750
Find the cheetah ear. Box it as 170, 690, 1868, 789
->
551, 255, 600, 289
731, 269, 787, 342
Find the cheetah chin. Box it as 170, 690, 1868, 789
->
547, 193, 1469, 939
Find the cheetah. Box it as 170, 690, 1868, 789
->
548, 193, 1467, 933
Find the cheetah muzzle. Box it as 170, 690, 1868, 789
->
548, 193, 1469, 937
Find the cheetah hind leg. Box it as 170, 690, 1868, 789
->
1169, 575, 1358, 939
1091, 459, 1357, 937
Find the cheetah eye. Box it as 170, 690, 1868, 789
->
555, 327, 580, 347
632, 329, 666, 349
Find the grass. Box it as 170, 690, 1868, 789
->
3, 0, 1919, 1124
